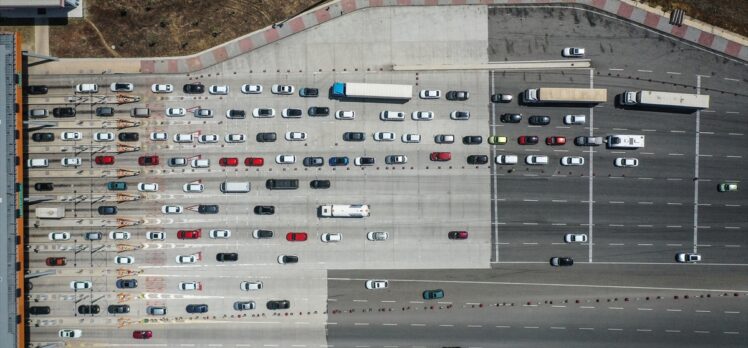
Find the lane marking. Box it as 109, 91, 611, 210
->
723, 77, 739, 81
694, 75, 701, 257
637, 69, 653, 73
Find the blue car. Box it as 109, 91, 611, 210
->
422, 289, 445, 300
329, 156, 349, 166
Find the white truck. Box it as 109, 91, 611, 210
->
331, 82, 412, 100
318, 204, 370, 218
35, 206, 65, 219
606, 135, 645, 149
621, 90, 710, 109
524, 87, 607, 104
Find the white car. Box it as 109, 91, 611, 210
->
61, 157, 82, 167
402, 134, 421, 143
380, 110, 405, 121
198, 134, 219, 143
109, 231, 131, 240
276, 155, 296, 164
70, 281, 92, 290
146, 231, 165, 240
560, 156, 585, 166
563, 114, 586, 125
271, 84, 294, 95
252, 108, 275, 118
59, 329, 83, 338
166, 107, 186, 117
615, 158, 639, 167
49, 232, 70, 241
675, 252, 702, 263
176, 255, 197, 264
285, 132, 307, 141
495, 155, 518, 165
225, 133, 246, 143
173, 133, 193, 143
411, 111, 434, 120
161, 205, 183, 214
367, 231, 388, 241
335, 110, 355, 120
194, 108, 213, 118
419, 90, 441, 99
240, 281, 263, 291
209, 229, 231, 239
94, 132, 114, 142
191, 159, 210, 168
151, 84, 173, 93
61, 131, 82, 141
178, 281, 201, 291
114, 256, 134, 264
137, 183, 159, 192
525, 155, 549, 165
385, 155, 407, 164
150, 132, 167, 141
110, 82, 133, 92
183, 183, 204, 192
241, 84, 262, 94
209, 85, 229, 95
564, 234, 588, 243
321, 233, 342, 243
365, 279, 389, 290
562, 47, 585, 57
373, 132, 395, 141
450, 111, 470, 120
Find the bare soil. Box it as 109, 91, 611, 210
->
638, 0, 748, 37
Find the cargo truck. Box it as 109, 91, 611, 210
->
318, 204, 370, 218
523, 87, 607, 104
606, 135, 645, 149
35, 206, 65, 219
331, 82, 412, 100
620, 90, 710, 109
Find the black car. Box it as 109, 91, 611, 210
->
118, 132, 139, 142
343, 132, 365, 142
283, 108, 303, 117
34, 183, 54, 191
266, 300, 290, 310
108, 304, 130, 314
254, 205, 275, 215
29, 306, 51, 315
256, 132, 277, 142
197, 204, 219, 214
357, 157, 375, 166
253, 229, 273, 239
550, 257, 574, 267
78, 305, 100, 315
308, 106, 330, 116
278, 255, 298, 264
500, 113, 522, 123
183, 83, 205, 94
462, 135, 483, 145
303, 157, 324, 167
299, 87, 319, 97
31, 133, 54, 142
116, 279, 138, 289
52, 107, 76, 117
96, 107, 115, 117
216, 253, 238, 262
310, 180, 330, 189
529, 115, 551, 125
27, 85, 48, 95
467, 155, 489, 165
226, 109, 246, 119
186, 304, 208, 313
446, 90, 469, 101
98, 206, 117, 215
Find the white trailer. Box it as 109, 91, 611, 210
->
332, 82, 412, 100
606, 135, 645, 149
524, 87, 607, 104
319, 204, 370, 218
35, 206, 65, 219
621, 90, 710, 109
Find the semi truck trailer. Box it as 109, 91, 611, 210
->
35, 206, 65, 219
606, 135, 645, 149
331, 82, 412, 100
318, 204, 370, 218
621, 90, 710, 109
523, 87, 607, 104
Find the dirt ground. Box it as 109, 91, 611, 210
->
639, 0, 748, 37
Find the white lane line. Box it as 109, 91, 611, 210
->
694, 330, 710, 334
667, 225, 683, 228
524, 326, 539, 329
550, 327, 566, 330
702, 110, 716, 113
327, 299, 337, 302
723, 332, 740, 335
728, 133, 743, 136
523, 222, 538, 225
724, 311, 740, 314
609, 243, 624, 246
609, 68, 624, 71
725, 227, 741, 230
608, 328, 624, 331
641, 129, 657, 132
666, 309, 682, 312
668, 153, 684, 156
725, 244, 741, 247
666, 243, 683, 246
410, 324, 425, 327
468, 325, 483, 328
579, 328, 595, 330
551, 223, 568, 226
609, 307, 624, 310
667, 178, 683, 181
637, 69, 653, 73
552, 199, 568, 203
522, 242, 539, 245
610, 201, 625, 204
637, 243, 653, 246
637, 308, 653, 311
580, 306, 595, 309
638, 177, 654, 180
612, 128, 629, 131
638, 201, 653, 205
637, 225, 653, 228
726, 111, 740, 114
523, 199, 539, 202
552, 305, 567, 308
693, 74, 702, 259
496, 326, 511, 329
409, 301, 424, 304
670, 130, 686, 133
439, 324, 454, 327
695, 310, 711, 313
666, 71, 681, 75
667, 203, 683, 206
382, 323, 397, 326
609, 224, 624, 227
726, 155, 742, 158
640, 152, 655, 155
637, 329, 653, 332
700, 131, 714, 134
353, 300, 368, 302
665, 330, 681, 333
723, 77, 739, 81
354, 323, 369, 326
381, 300, 396, 303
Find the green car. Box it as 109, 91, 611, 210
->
422, 289, 445, 300
488, 135, 507, 145
718, 183, 738, 192
106, 181, 127, 191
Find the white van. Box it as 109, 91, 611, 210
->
27, 158, 49, 168
525, 155, 549, 165
75, 83, 98, 93
220, 181, 251, 193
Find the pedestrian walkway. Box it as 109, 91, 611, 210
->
28, 0, 748, 75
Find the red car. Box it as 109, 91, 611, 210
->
430, 152, 451, 162
286, 232, 308, 241
448, 231, 469, 240
95, 155, 115, 165
45, 257, 66, 266
518, 136, 539, 145
132, 330, 152, 339
138, 155, 159, 166
219, 157, 239, 167
545, 136, 566, 145
177, 229, 201, 239
244, 157, 264, 166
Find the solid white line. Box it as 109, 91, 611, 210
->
724, 311, 740, 314
666, 309, 682, 312
695, 310, 711, 313
589, 68, 595, 263
579, 327, 595, 330
723, 77, 739, 81
694, 76, 701, 256
670, 130, 686, 133
439, 324, 453, 327
491, 69, 499, 263
637, 308, 653, 311
666, 71, 681, 75
637, 69, 653, 73
468, 325, 483, 328
637, 329, 653, 332
609, 68, 624, 71
382, 323, 397, 326
550, 326, 566, 330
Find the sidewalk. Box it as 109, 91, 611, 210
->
28, 0, 748, 76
